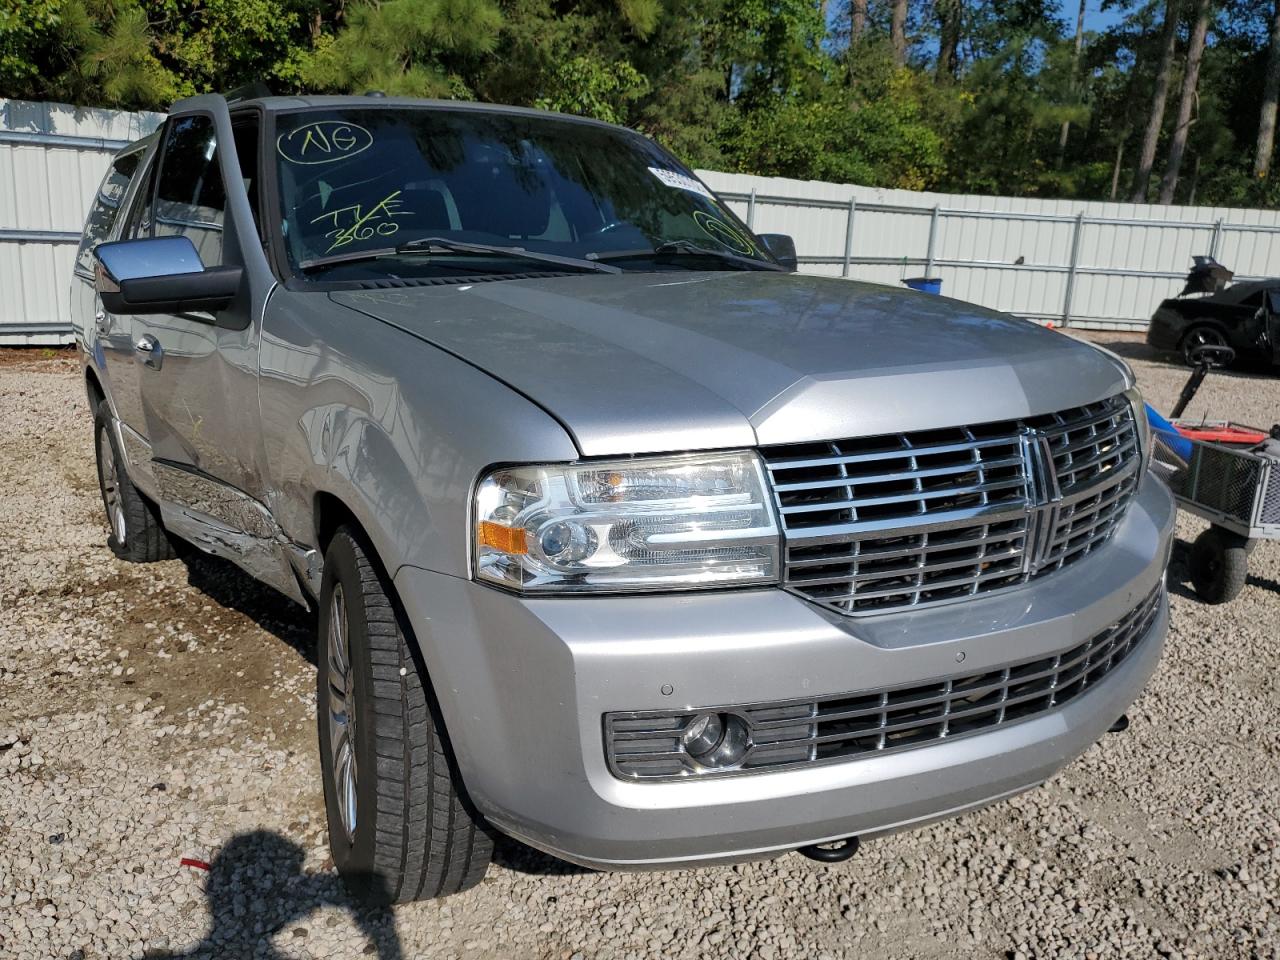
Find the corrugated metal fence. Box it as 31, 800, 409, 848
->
3, 97, 1277, 343
698, 170, 1280, 331
0, 99, 163, 344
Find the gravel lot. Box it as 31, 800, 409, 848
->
1, 332, 1278, 960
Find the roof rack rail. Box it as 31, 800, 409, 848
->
224, 81, 274, 103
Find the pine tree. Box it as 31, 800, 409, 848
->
1130, 0, 1182, 202
1159, 0, 1212, 203
1255, 0, 1280, 178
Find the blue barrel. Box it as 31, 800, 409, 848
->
903, 276, 942, 295
1146, 403, 1192, 461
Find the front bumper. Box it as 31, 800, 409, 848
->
394, 471, 1175, 870
1146, 309, 1183, 352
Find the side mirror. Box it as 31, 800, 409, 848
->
94, 235, 242, 316
758, 233, 798, 272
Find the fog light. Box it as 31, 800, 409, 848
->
680, 712, 749, 769
681, 713, 723, 757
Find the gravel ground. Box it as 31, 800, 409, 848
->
1, 332, 1278, 960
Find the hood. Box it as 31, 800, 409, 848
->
332, 272, 1129, 457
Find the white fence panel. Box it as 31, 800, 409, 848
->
3, 99, 1279, 342
698, 169, 1280, 331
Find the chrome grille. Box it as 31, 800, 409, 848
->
762, 395, 1141, 615
1036, 397, 1143, 572
605, 586, 1163, 781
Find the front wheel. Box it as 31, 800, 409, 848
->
317, 527, 492, 903
1180, 325, 1228, 367
1189, 525, 1250, 604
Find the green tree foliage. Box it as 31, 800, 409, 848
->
3, 0, 1280, 205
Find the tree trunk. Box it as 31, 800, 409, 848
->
936, 0, 962, 81
1255, 0, 1280, 178
1110, 138, 1126, 200
1129, 0, 1181, 203
891, 0, 908, 65
1057, 0, 1087, 165
1158, 0, 1211, 203
850, 0, 868, 41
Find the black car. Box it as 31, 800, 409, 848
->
1147, 258, 1280, 367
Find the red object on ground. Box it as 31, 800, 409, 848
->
1174, 424, 1267, 445
180, 857, 212, 871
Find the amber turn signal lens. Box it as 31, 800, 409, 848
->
478, 520, 528, 555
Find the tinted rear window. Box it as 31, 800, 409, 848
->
75, 150, 142, 276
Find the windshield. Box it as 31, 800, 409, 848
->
271, 107, 775, 279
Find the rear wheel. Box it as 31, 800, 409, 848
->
317, 527, 492, 903
93, 401, 176, 563
1189, 525, 1250, 604
1180, 325, 1228, 367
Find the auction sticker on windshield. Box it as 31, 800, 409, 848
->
647, 167, 714, 199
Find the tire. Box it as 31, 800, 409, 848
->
93, 400, 176, 563
317, 527, 492, 903
1189, 525, 1249, 604
1180, 325, 1228, 367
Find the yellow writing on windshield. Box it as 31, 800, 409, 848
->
692, 211, 757, 256
311, 190, 412, 253
277, 121, 374, 165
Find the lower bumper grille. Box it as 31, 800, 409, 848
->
605, 586, 1163, 781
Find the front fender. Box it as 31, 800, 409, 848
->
258, 293, 580, 579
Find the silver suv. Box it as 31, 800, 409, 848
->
74, 93, 1175, 902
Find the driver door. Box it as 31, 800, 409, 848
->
133, 112, 258, 479
124, 108, 304, 601
1267, 290, 1280, 366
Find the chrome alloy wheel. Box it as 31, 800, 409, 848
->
327, 584, 358, 842
1183, 326, 1227, 365
98, 427, 126, 546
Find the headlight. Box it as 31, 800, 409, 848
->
1124, 386, 1152, 476
473, 451, 780, 593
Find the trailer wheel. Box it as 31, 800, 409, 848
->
1189, 526, 1249, 604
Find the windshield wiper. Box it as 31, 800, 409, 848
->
299, 237, 620, 275
396, 237, 620, 274
588, 240, 785, 271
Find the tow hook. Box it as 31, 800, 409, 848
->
1108, 714, 1130, 733
798, 836, 860, 863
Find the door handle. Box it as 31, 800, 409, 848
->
94, 310, 111, 336
134, 334, 163, 370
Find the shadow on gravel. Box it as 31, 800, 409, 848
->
145, 831, 402, 960
1246, 572, 1280, 595
1167, 537, 1280, 603
178, 551, 317, 665
1166, 539, 1198, 602
491, 836, 593, 877
1085, 335, 1279, 381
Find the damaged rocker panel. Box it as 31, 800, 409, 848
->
151, 458, 320, 606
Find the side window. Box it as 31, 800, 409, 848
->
153, 115, 227, 266
74, 150, 141, 276
231, 116, 263, 240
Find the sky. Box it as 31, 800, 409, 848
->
1088, 4, 1129, 33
